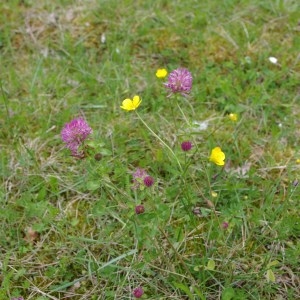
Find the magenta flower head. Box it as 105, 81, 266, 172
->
222, 222, 229, 229
143, 176, 154, 187
135, 205, 145, 215
133, 286, 144, 298
132, 168, 154, 189
61, 117, 92, 157
164, 68, 192, 97
181, 141, 192, 152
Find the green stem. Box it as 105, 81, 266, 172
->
176, 101, 190, 126
136, 112, 182, 172
1, 82, 10, 119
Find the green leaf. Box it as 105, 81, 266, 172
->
99, 148, 112, 156
221, 287, 235, 300
266, 269, 276, 282
205, 259, 215, 271
192, 286, 206, 300
267, 260, 279, 268
86, 181, 100, 191
173, 281, 194, 299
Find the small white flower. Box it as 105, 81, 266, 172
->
269, 57, 278, 64
192, 121, 208, 131
101, 33, 106, 44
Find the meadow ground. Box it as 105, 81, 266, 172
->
0, 0, 299, 299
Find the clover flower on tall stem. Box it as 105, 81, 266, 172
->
164, 68, 192, 97
61, 117, 92, 158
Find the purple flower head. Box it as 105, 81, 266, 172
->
222, 222, 229, 229
132, 168, 154, 189
164, 68, 192, 97
132, 168, 148, 189
11, 298, 24, 300
61, 117, 92, 157
143, 176, 154, 187
181, 141, 192, 152
135, 205, 145, 215
133, 286, 144, 298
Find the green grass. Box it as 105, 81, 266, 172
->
1, 0, 299, 299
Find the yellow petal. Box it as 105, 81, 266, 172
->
132, 95, 141, 108
120, 99, 134, 111
209, 147, 225, 166
229, 113, 238, 121
156, 68, 168, 78
211, 191, 218, 198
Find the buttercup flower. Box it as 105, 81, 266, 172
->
181, 141, 192, 152
211, 191, 218, 198
209, 147, 225, 166
133, 286, 144, 298
120, 95, 141, 111
61, 117, 92, 157
296, 159, 300, 164
229, 113, 238, 121
156, 68, 168, 78
164, 68, 192, 96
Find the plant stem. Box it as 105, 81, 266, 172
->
136, 111, 182, 172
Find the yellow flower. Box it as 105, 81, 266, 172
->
120, 95, 141, 111
156, 68, 168, 79
229, 113, 238, 121
211, 191, 218, 198
296, 159, 300, 164
209, 147, 225, 166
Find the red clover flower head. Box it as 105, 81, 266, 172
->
132, 168, 154, 189
181, 141, 192, 152
133, 286, 144, 298
143, 176, 154, 187
135, 205, 145, 215
164, 68, 192, 97
222, 222, 229, 229
11, 298, 24, 300
61, 117, 92, 157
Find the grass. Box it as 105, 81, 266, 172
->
0, 0, 299, 299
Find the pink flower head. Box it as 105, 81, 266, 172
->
132, 168, 154, 189
133, 286, 144, 298
164, 68, 192, 96
143, 175, 154, 187
11, 298, 24, 300
181, 141, 192, 152
61, 117, 92, 157
222, 222, 229, 229
135, 205, 145, 214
